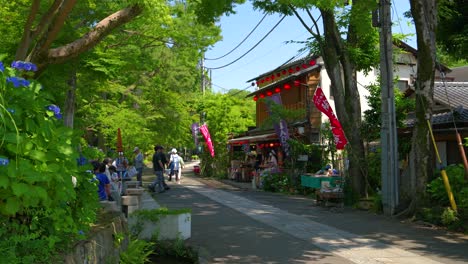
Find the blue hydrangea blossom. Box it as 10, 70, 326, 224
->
6, 76, 31, 87
11, 61, 37, 72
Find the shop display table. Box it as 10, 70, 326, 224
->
300, 174, 341, 188
301, 174, 344, 207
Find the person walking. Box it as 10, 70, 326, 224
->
149, 145, 170, 193
168, 148, 184, 184
133, 147, 144, 186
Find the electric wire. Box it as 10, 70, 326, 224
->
205, 13, 268, 61
206, 15, 287, 70
211, 31, 310, 82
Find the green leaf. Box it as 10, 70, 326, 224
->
0, 175, 9, 188
3, 132, 20, 144
12, 182, 29, 196
5, 196, 20, 215
29, 150, 47, 162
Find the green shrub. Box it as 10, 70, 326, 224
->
120, 239, 155, 264
441, 207, 459, 225
262, 171, 290, 193
0, 61, 100, 262
427, 164, 468, 209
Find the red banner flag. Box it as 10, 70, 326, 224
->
199, 124, 215, 157
313, 86, 348, 150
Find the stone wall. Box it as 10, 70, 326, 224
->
64, 211, 129, 264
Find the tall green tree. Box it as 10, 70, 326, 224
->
252, 0, 380, 198
436, 0, 467, 61
194, 90, 256, 177
405, 0, 438, 216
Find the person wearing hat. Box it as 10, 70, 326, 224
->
133, 147, 144, 187
168, 148, 184, 183
149, 145, 170, 193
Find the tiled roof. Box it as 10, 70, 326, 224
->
246, 54, 319, 83
434, 82, 468, 109
446, 66, 468, 82
404, 82, 468, 127
405, 107, 468, 127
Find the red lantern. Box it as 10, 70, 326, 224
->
253, 96, 258, 101
276, 72, 281, 77
282, 70, 287, 75
309, 59, 316, 66
275, 87, 281, 93
284, 83, 291, 90
288, 68, 294, 73
266, 91, 273, 96
271, 74, 275, 80
302, 64, 308, 69
269, 143, 274, 147
260, 93, 265, 98
296, 66, 301, 71
293, 80, 301, 87
266, 77, 270, 81
256, 81, 259, 86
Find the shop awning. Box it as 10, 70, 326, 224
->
228, 133, 278, 144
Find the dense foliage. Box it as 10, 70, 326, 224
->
423, 164, 468, 232
0, 61, 99, 262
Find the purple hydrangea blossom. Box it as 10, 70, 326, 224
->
11, 61, 37, 72
0, 61, 4, 72
6, 77, 30, 87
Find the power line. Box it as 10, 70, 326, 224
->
206, 15, 287, 70
205, 13, 268, 61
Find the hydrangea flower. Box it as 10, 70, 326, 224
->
0, 157, 9, 166
11, 61, 37, 72
6, 108, 15, 114
6, 76, 30, 87
47, 104, 60, 114
0, 61, 4, 72
46, 104, 62, 119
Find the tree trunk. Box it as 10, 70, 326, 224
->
320, 9, 367, 198
64, 64, 77, 128
409, 0, 437, 211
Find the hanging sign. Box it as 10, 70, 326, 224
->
313, 86, 348, 150
199, 124, 215, 157
267, 94, 290, 157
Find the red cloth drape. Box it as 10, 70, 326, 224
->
199, 124, 215, 157
313, 87, 348, 150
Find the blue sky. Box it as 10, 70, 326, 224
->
204, 0, 416, 94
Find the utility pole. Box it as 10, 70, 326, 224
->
200, 55, 205, 95
379, 0, 399, 215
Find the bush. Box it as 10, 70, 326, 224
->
427, 164, 468, 209
262, 171, 290, 193
0, 61, 100, 262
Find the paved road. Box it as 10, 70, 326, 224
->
142, 162, 468, 264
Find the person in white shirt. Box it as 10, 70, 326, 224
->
168, 148, 184, 184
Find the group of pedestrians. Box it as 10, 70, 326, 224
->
90, 144, 184, 198
148, 145, 184, 193
90, 146, 145, 202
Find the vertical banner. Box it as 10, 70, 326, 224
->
191, 123, 199, 147
199, 124, 215, 157
242, 143, 250, 153
267, 94, 290, 157
313, 86, 348, 150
